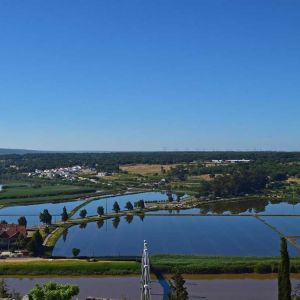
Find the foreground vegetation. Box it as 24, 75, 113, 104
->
150, 255, 300, 274
2, 255, 300, 276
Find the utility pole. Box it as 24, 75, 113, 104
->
140, 240, 151, 300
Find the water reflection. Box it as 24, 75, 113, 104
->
79, 223, 87, 229
112, 217, 120, 229
147, 199, 300, 216
125, 214, 134, 224
53, 215, 299, 257
62, 229, 68, 242
97, 220, 104, 229
0, 200, 85, 226
198, 199, 300, 215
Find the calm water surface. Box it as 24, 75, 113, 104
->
147, 200, 300, 216
53, 215, 299, 257
261, 216, 300, 236
0, 200, 85, 226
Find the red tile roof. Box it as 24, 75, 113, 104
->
0, 224, 27, 239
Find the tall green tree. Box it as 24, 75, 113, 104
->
79, 209, 87, 219
113, 201, 120, 213
61, 206, 68, 222
40, 209, 52, 225
169, 270, 189, 300
125, 201, 133, 210
27, 231, 44, 256
28, 282, 79, 300
18, 216, 27, 227
278, 237, 291, 300
97, 206, 104, 216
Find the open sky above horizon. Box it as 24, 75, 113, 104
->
1, 0, 300, 151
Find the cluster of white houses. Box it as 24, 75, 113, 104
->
211, 159, 251, 164
27, 165, 97, 180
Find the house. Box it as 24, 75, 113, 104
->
0, 224, 27, 249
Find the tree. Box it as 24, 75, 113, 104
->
134, 200, 145, 209
61, 206, 68, 222
40, 209, 52, 225
97, 206, 104, 216
27, 231, 44, 256
167, 190, 174, 202
169, 270, 189, 300
28, 282, 79, 300
125, 201, 133, 210
113, 201, 120, 213
72, 248, 80, 257
278, 237, 291, 300
18, 216, 27, 227
79, 209, 87, 219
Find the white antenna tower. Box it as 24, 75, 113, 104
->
140, 240, 151, 300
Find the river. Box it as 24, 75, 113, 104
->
3, 275, 300, 299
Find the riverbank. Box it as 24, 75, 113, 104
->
2, 255, 300, 276
0, 259, 140, 276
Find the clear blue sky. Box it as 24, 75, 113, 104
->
0, 0, 300, 151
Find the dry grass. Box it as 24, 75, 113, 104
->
120, 164, 176, 175
288, 177, 300, 184
189, 174, 214, 181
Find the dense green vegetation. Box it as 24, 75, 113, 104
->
150, 255, 300, 274
1, 151, 300, 175
278, 238, 292, 300
28, 282, 79, 300
1, 151, 300, 204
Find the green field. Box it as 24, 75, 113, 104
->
0, 183, 97, 206
150, 255, 300, 274
2, 255, 300, 276
0, 259, 140, 276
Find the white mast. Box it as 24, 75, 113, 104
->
140, 240, 151, 300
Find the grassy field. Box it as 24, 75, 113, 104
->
150, 255, 300, 274
0, 183, 97, 206
120, 164, 176, 175
2, 255, 300, 275
0, 259, 140, 276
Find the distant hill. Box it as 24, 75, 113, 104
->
0, 148, 43, 155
